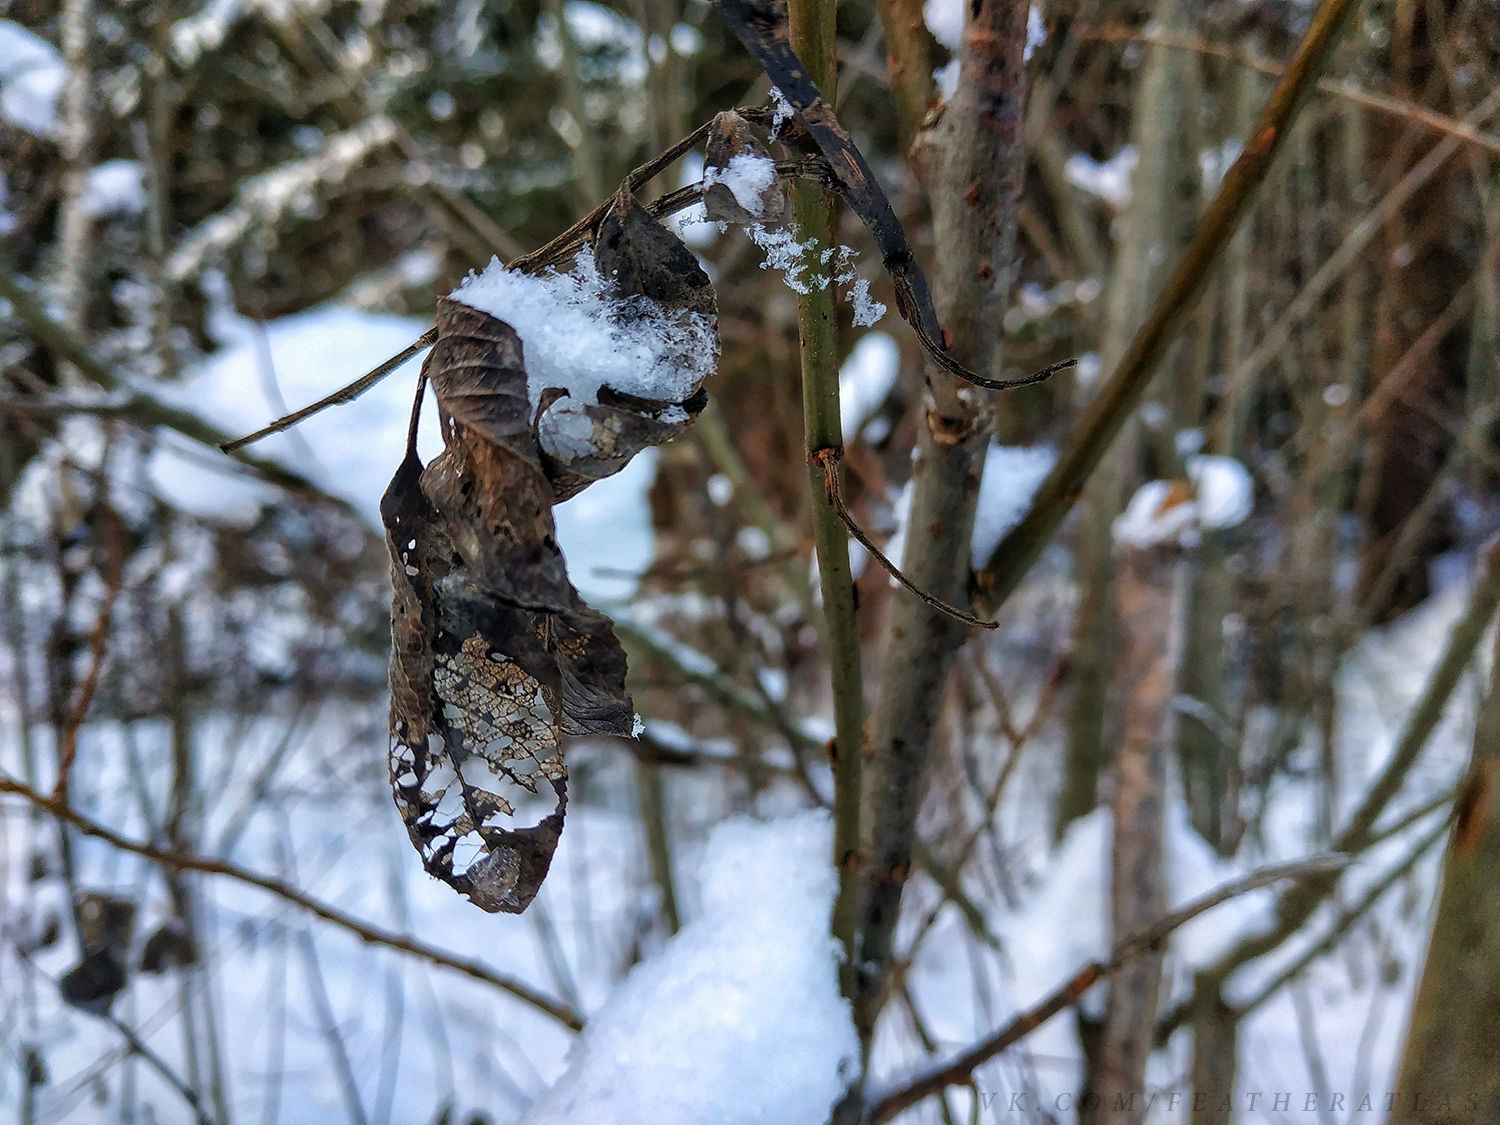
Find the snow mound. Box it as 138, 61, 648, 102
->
524, 811, 858, 1124
703, 152, 778, 220
1114, 455, 1253, 549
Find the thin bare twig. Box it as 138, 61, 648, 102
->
53, 508, 125, 801
1080, 26, 1500, 158
811, 447, 998, 630
0, 775, 584, 1031
863, 855, 1350, 1124
217, 330, 437, 453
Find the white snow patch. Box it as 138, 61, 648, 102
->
1026, 5, 1046, 61
882, 478, 915, 577
523, 811, 858, 1124
80, 160, 148, 217
1187, 454, 1254, 530
748, 227, 885, 323
839, 332, 900, 434
1114, 479, 1198, 549
769, 86, 794, 139
922, 0, 964, 51
1065, 146, 1138, 210
149, 304, 439, 526
934, 58, 960, 102
1114, 456, 1253, 549
0, 172, 17, 236
0, 20, 65, 137
703, 152, 777, 220
670, 152, 721, 248
922, 3, 1043, 59
971, 443, 1055, 563
748, 224, 822, 294
1199, 137, 1243, 193
536, 2, 648, 86
848, 277, 886, 326
451, 250, 717, 416
171, 0, 245, 65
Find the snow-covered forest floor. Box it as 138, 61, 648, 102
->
5, 0, 1499, 1121
2, 307, 1484, 1121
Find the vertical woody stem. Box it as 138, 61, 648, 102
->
853, 0, 1029, 1063
785, 0, 866, 996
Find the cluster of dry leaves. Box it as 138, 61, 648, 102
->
381, 186, 718, 912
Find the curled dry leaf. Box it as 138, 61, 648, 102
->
383, 198, 717, 913
702, 110, 789, 226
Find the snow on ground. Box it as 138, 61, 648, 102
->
883, 442, 1055, 573
148, 303, 441, 526
0, 20, 64, 138
2, 288, 1486, 1124
839, 331, 900, 436
3, 487, 1481, 1124
971, 444, 1056, 563
2, 706, 655, 1125
880, 576, 1479, 1122
523, 812, 858, 1124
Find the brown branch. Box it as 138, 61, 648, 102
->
812, 447, 999, 630
0, 774, 584, 1031
978, 0, 1365, 606
863, 855, 1351, 1124
53, 508, 125, 802
1080, 26, 1500, 158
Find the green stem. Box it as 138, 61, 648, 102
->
785, 0, 864, 996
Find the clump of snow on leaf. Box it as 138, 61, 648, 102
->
523, 811, 858, 1124
703, 152, 778, 220
1114, 455, 1253, 548
452, 250, 718, 413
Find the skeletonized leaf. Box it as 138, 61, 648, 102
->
383, 186, 718, 913
383, 352, 632, 914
